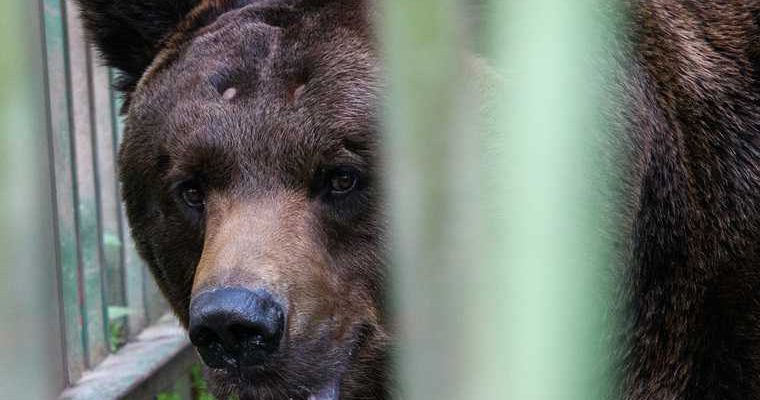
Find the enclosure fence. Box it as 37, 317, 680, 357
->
1, 0, 198, 398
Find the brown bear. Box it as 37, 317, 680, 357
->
74, 0, 760, 399
77, 1, 388, 399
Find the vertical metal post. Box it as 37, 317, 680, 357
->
41, 0, 87, 383
385, 1, 619, 399
0, 0, 61, 397
110, 72, 149, 338
482, 1, 619, 398
64, 0, 109, 367
91, 50, 126, 329
383, 1, 481, 399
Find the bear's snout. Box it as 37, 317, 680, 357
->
188, 287, 285, 369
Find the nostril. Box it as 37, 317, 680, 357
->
229, 323, 266, 344
189, 326, 219, 348
189, 325, 234, 369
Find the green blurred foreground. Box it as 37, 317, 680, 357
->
385, 0, 619, 399
0, 0, 619, 398
0, 0, 60, 398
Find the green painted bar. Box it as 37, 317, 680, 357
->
0, 0, 61, 397
145, 270, 170, 325
92, 51, 130, 353
385, 1, 618, 398
476, 1, 618, 399
122, 192, 150, 339
41, 0, 86, 383
92, 53, 125, 317
109, 70, 125, 142
105, 71, 128, 350
110, 72, 148, 338
383, 1, 481, 399
64, 0, 109, 368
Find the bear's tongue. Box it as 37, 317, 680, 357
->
307, 379, 340, 400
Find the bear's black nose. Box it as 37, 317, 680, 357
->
188, 287, 285, 369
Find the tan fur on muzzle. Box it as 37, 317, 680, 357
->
192, 191, 344, 338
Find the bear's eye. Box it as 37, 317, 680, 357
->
181, 185, 205, 209
329, 168, 358, 195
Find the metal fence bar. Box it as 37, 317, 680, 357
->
41, 0, 86, 383
91, 50, 125, 328
107, 70, 143, 340
144, 266, 169, 325
110, 73, 149, 338
383, 1, 481, 399
478, 1, 618, 399
64, 0, 109, 368
385, 1, 618, 399
0, 0, 61, 397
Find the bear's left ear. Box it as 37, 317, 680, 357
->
74, 0, 201, 92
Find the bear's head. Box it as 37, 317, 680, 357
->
76, 1, 389, 398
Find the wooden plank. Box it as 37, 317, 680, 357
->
65, 0, 108, 368
59, 315, 196, 400
41, 0, 86, 383
110, 72, 148, 338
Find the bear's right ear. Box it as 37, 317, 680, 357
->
74, 0, 201, 92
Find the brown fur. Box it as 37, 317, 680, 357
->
618, 1, 760, 399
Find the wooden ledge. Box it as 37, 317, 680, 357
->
60, 314, 196, 400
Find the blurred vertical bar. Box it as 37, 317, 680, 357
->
41, 0, 86, 383
383, 1, 481, 399
476, 0, 618, 399
0, 0, 61, 397
64, 0, 109, 368
385, 0, 618, 399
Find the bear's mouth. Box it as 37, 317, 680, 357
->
211, 370, 343, 400
306, 324, 372, 400
207, 323, 373, 399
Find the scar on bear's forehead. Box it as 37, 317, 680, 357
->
287, 69, 310, 104
223, 87, 238, 100
208, 67, 310, 103
208, 70, 237, 100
